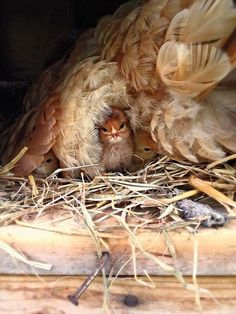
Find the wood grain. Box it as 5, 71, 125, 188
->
0, 275, 236, 313
0, 219, 236, 275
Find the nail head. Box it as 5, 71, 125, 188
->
68, 294, 79, 306
124, 295, 138, 307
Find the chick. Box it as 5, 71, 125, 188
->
99, 108, 134, 172
132, 130, 159, 171
33, 149, 59, 177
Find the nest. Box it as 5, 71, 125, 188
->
0, 150, 235, 310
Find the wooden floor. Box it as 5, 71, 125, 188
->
1, 219, 236, 275
1, 275, 236, 313
1, 218, 236, 313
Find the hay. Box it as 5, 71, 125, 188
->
0, 153, 235, 238
0, 240, 52, 271
0, 154, 235, 310
0, 155, 234, 227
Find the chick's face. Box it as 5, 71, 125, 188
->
134, 131, 159, 163
99, 108, 131, 144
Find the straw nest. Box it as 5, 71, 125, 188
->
0, 150, 235, 309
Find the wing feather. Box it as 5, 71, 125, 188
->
166, 0, 236, 45
157, 41, 232, 96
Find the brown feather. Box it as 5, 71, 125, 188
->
1, 0, 236, 178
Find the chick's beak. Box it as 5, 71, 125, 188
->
111, 128, 118, 139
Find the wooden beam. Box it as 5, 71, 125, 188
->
0, 219, 236, 275
0, 275, 236, 313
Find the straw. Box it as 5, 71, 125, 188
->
0, 153, 235, 309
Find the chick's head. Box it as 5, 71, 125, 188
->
134, 130, 159, 164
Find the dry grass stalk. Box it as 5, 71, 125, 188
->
0, 154, 235, 310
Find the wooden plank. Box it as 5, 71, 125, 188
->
0, 219, 236, 275
0, 275, 236, 313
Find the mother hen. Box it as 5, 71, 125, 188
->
1, 0, 236, 177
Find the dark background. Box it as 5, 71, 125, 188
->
0, 0, 126, 119
1, 0, 235, 120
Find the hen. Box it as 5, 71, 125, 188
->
0, 0, 235, 178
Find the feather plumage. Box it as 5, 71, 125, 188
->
157, 41, 232, 96
151, 88, 236, 163
165, 0, 236, 45
0, 0, 235, 177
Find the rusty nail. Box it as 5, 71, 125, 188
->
68, 251, 110, 306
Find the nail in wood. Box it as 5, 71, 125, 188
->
68, 251, 110, 306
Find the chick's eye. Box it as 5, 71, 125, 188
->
102, 127, 108, 132
119, 122, 125, 129
144, 147, 151, 151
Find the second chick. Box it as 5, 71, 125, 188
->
131, 130, 159, 171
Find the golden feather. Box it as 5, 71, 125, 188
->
1, 0, 236, 177
166, 0, 236, 45
157, 41, 232, 96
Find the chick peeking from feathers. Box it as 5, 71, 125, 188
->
132, 130, 159, 171
1, 0, 235, 178
99, 108, 134, 172
33, 150, 59, 177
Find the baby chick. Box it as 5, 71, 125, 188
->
99, 108, 134, 172
33, 149, 59, 177
132, 130, 159, 171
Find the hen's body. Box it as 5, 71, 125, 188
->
0, 0, 235, 177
